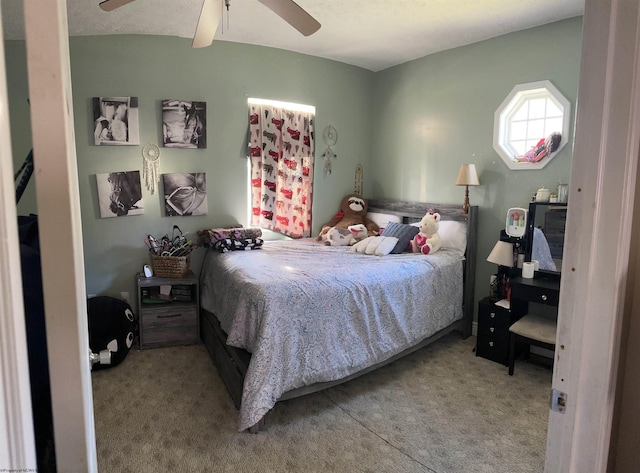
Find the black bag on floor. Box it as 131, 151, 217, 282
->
87, 296, 136, 371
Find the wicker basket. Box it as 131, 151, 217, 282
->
150, 254, 191, 278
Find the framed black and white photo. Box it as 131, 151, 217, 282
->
96, 171, 144, 218
93, 97, 140, 146
162, 100, 207, 149
162, 173, 207, 216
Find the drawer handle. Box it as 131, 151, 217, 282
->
489, 341, 494, 347
490, 312, 496, 318
157, 313, 182, 319
490, 327, 495, 333
541, 295, 548, 301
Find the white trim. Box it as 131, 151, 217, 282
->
23, 0, 97, 471
0, 4, 37, 469
493, 80, 571, 170
545, 0, 640, 471
248, 97, 316, 113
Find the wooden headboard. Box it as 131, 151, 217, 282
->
368, 200, 478, 339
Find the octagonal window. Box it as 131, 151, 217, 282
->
493, 80, 571, 170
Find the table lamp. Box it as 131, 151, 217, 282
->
487, 240, 515, 267
455, 164, 480, 216
487, 240, 514, 301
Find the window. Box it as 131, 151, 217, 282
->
493, 80, 571, 170
247, 98, 315, 238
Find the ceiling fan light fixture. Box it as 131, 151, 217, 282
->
100, 0, 319, 49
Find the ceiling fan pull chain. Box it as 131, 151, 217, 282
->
225, 0, 231, 32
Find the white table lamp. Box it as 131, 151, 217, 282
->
455, 164, 480, 216
487, 240, 514, 267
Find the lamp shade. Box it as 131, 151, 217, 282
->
455, 164, 480, 186
487, 240, 514, 267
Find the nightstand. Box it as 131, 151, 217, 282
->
476, 297, 521, 365
136, 271, 200, 349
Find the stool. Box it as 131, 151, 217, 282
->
508, 314, 556, 375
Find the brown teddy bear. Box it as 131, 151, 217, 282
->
317, 194, 380, 241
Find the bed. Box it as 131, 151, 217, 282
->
199, 200, 478, 432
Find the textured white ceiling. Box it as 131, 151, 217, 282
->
2, 0, 584, 71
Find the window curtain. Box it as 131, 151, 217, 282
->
248, 103, 314, 238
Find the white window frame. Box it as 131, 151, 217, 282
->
493, 80, 571, 170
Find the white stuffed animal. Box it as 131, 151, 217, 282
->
350, 235, 399, 256
324, 224, 368, 246
409, 212, 442, 255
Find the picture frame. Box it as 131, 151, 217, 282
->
162, 173, 207, 216
96, 171, 144, 218
162, 100, 207, 149
92, 97, 140, 146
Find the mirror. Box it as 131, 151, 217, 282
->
493, 80, 571, 170
524, 201, 566, 275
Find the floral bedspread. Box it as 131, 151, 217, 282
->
199, 239, 464, 431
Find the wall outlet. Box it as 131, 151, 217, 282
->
120, 291, 129, 303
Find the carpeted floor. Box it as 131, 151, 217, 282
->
91, 333, 551, 473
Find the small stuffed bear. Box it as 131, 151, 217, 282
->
409, 211, 442, 255
324, 224, 368, 246
317, 194, 380, 241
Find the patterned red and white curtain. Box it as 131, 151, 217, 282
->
248, 103, 314, 238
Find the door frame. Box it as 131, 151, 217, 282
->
5, 0, 97, 471
0, 4, 37, 469
545, 0, 640, 471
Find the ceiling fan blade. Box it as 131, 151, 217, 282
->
258, 0, 321, 36
192, 0, 223, 49
99, 0, 137, 12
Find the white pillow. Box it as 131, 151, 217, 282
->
350, 236, 399, 256
411, 220, 467, 253
367, 212, 402, 230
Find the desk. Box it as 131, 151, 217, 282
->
510, 274, 560, 314
508, 274, 560, 374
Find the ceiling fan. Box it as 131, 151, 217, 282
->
98, 0, 321, 49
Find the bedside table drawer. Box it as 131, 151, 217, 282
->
476, 298, 514, 365
476, 332, 509, 365
477, 307, 510, 334
140, 306, 198, 347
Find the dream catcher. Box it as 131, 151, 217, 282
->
321, 125, 338, 175
142, 143, 160, 194
354, 163, 364, 195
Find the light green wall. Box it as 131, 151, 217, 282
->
6, 36, 375, 301
6, 17, 583, 319
370, 17, 583, 312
